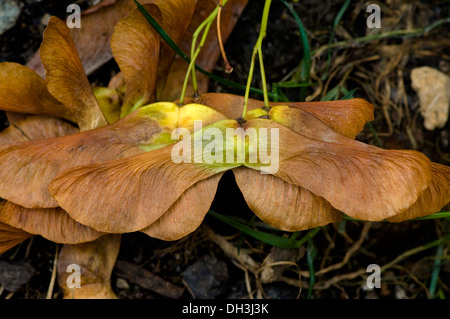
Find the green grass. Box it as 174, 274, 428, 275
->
208, 210, 321, 249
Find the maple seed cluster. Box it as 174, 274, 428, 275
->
0, 0, 447, 299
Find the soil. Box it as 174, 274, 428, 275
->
0, 0, 449, 300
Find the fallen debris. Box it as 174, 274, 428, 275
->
411, 66, 450, 130
0, 259, 35, 292
183, 255, 229, 299
115, 260, 185, 299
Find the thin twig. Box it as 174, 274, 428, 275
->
315, 269, 367, 290
380, 233, 450, 274
24, 236, 35, 259
204, 226, 260, 273
232, 260, 255, 299
390, 265, 430, 299
46, 244, 59, 299
315, 223, 371, 277
182, 278, 196, 299
256, 261, 302, 298
312, 18, 450, 58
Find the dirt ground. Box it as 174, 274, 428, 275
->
0, 0, 449, 299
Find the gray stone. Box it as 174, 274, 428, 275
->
0, 260, 35, 292
0, 0, 23, 36
183, 255, 229, 299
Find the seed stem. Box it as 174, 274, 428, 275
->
242, 0, 272, 119
179, 0, 229, 104
217, 0, 233, 73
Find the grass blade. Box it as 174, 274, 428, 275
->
429, 244, 444, 298
323, 0, 351, 80
209, 210, 295, 248
412, 212, 450, 221
367, 122, 383, 148
134, 0, 188, 60
208, 210, 321, 249
278, 0, 311, 101
306, 239, 317, 298
340, 87, 358, 100
342, 212, 450, 222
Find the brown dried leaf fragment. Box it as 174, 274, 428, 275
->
57, 235, 121, 299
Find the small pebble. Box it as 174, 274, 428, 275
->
0, 0, 23, 36
116, 278, 130, 290
0, 260, 35, 292
183, 255, 229, 299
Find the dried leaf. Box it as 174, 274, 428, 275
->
182, 93, 374, 138
233, 167, 342, 231
4, 112, 29, 125
0, 62, 74, 121
0, 116, 78, 146
0, 107, 164, 208
387, 163, 450, 222
244, 119, 432, 221
57, 235, 121, 299
93, 87, 122, 124
0, 222, 32, 255
40, 17, 108, 131
141, 173, 223, 240
0, 199, 31, 255
275, 98, 374, 139
152, 0, 197, 99
49, 145, 223, 233
0, 202, 103, 244
111, 4, 161, 116
27, 0, 148, 76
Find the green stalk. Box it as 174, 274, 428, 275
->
134, 0, 275, 99
242, 49, 258, 117
242, 0, 272, 119
180, 1, 230, 104
179, 16, 215, 104
258, 47, 270, 107
188, 2, 229, 98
